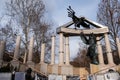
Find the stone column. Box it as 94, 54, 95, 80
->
11, 36, 21, 69
104, 33, 114, 64
96, 36, 104, 65
13, 36, 21, 61
116, 37, 120, 58
59, 33, 64, 65
65, 36, 70, 65
40, 43, 45, 63
27, 36, 34, 63
0, 41, 5, 62
51, 35, 55, 65
23, 50, 27, 64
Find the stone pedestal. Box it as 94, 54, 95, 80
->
52, 64, 59, 74
79, 68, 89, 79
34, 64, 41, 72
40, 63, 48, 75
61, 65, 73, 75
116, 65, 120, 72
90, 64, 99, 74
27, 61, 35, 68
19, 64, 26, 72
11, 60, 20, 70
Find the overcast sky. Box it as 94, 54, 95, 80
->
0, 0, 100, 60
43, 0, 99, 26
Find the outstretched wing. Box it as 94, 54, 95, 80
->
67, 6, 75, 18
67, 6, 80, 28
67, 6, 90, 28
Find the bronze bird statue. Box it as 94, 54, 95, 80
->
67, 6, 90, 29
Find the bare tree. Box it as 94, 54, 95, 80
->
0, 20, 18, 51
32, 21, 52, 63
97, 0, 120, 50
72, 46, 90, 68
5, 0, 52, 62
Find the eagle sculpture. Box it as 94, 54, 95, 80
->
67, 6, 90, 29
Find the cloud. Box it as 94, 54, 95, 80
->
43, 0, 100, 26
43, 0, 57, 13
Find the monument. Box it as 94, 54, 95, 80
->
67, 6, 105, 65
0, 6, 120, 80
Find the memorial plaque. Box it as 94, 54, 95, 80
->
56, 75, 62, 80
104, 72, 120, 80
0, 73, 12, 80
49, 75, 65, 80
15, 72, 25, 80
48, 75, 56, 80
67, 76, 80, 80
96, 74, 104, 80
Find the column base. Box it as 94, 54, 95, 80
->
40, 63, 48, 75
66, 64, 71, 66
61, 65, 73, 75
50, 63, 55, 65
27, 61, 35, 68
39, 61, 45, 64
59, 63, 65, 66
51, 64, 59, 75
11, 60, 20, 70
19, 64, 26, 72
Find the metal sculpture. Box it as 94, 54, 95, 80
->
80, 32, 98, 64
67, 6, 90, 29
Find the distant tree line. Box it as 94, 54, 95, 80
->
0, 0, 53, 63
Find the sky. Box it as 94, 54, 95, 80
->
0, 0, 100, 60
43, 0, 99, 26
